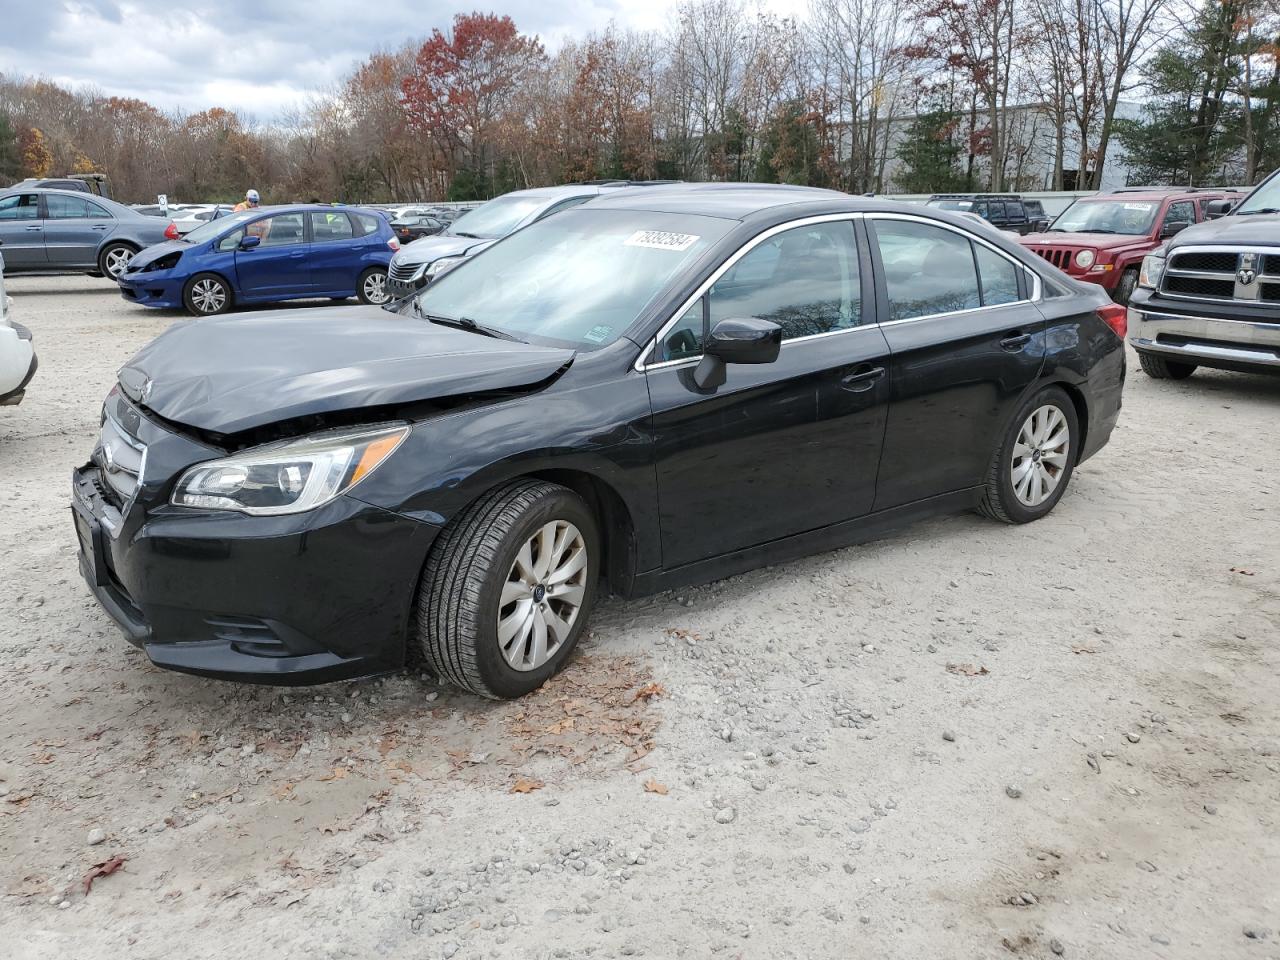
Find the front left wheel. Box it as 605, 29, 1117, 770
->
416, 480, 599, 699
183, 273, 233, 316
357, 266, 390, 305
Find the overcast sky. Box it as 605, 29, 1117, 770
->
0, 0, 807, 121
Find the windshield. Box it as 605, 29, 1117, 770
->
927, 200, 974, 211
415, 209, 733, 350
445, 195, 548, 239
1235, 171, 1280, 214
1049, 200, 1156, 235
185, 210, 259, 245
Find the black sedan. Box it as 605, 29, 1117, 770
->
72, 184, 1125, 699
390, 212, 447, 244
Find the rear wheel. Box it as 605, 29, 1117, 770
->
979, 386, 1079, 524
357, 266, 390, 305
98, 242, 137, 280
183, 273, 232, 316
1137, 351, 1196, 380
415, 480, 599, 699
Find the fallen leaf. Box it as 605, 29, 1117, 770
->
632, 682, 665, 703
33, 753, 55, 765
272, 781, 296, 801
1230, 567, 1255, 576
545, 717, 575, 735
82, 855, 127, 895
643, 779, 668, 795
1072, 645, 1098, 655
509, 777, 544, 794
317, 767, 349, 782
376, 734, 399, 757
945, 663, 990, 676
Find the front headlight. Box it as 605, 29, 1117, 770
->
1138, 254, 1165, 289
171, 424, 409, 516
1074, 249, 1096, 269
425, 256, 466, 281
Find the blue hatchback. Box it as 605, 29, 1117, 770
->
117, 205, 399, 316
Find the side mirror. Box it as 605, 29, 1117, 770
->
1205, 199, 1235, 219
693, 317, 782, 389
238, 235, 261, 250
1160, 220, 1191, 239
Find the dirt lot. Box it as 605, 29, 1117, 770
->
1, 274, 1278, 960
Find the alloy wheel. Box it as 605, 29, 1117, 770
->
497, 520, 588, 672
1011, 404, 1070, 507
104, 247, 132, 278
191, 278, 227, 314
363, 271, 389, 304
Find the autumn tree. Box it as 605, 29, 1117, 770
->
401, 12, 545, 196
19, 126, 52, 176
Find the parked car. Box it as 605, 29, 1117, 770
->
925, 194, 1047, 234
387, 183, 658, 299
0, 188, 174, 279
7, 173, 111, 198
390, 212, 447, 243
72, 183, 1124, 698
116, 204, 399, 315
0, 249, 37, 407
169, 204, 235, 235
1018, 187, 1244, 304
1128, 168, 1280, 380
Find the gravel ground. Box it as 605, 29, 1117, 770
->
2, 274, 1279, 960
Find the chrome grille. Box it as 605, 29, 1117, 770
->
93, 414, 146, 508
388, 261, 420, 283
1160, 247, 1280, 304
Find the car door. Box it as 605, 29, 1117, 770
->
233, 212, 312, 298
644, 216, 891, 570
0, 193, 46, 268
43, 193, 115, 267
868, 214, 1045, 510
307, 211, 359, 294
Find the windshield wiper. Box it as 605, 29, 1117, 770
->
1239, 207, 1280, 215
450, 231, 482, 239
422, 309, 524, 342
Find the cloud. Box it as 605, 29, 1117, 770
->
0, 0, 807, 119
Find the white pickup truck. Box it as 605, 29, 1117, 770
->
0, 248, 38, 406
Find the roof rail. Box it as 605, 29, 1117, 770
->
1111, 185, 1242, 194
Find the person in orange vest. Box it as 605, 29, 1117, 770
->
233, 189, 260, 212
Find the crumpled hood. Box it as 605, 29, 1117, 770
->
1166, 212, 1280, 248
118, 306, 574, 436
123, 239, 189, 272
392, 234, 493, 268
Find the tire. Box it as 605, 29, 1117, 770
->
97, 242, 137, 280
183, 273, 233, 316
1137, 351, 1196, 380
1113, 268, 1138, 305
357, 266, 390, 305
979, 386, 1080, 525
416, 480, 599, 699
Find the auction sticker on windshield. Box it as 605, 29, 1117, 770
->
624, 231, 700, 252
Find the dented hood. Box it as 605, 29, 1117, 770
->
118, 306, 574, 435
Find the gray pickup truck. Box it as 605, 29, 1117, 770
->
1128, 169, 1280, 379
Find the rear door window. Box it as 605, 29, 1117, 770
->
309, 211, 354, 242
45, 195, 111, 219
975, 244, 1021, 305
872, 219, 983, 320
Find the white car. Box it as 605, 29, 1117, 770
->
170, 204, 235, 235
0, 249, 37, 406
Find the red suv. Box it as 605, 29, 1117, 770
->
1018, 188, 1244, 303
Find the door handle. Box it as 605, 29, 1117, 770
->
1000, 331, 1032, 351
25, 224, 42, 231
840, 365, 885, 392
92, 224, 108, 230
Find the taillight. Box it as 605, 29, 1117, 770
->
164, 222, 179, 240
387, 238, 400, 251
1097, 303, 1127, 338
